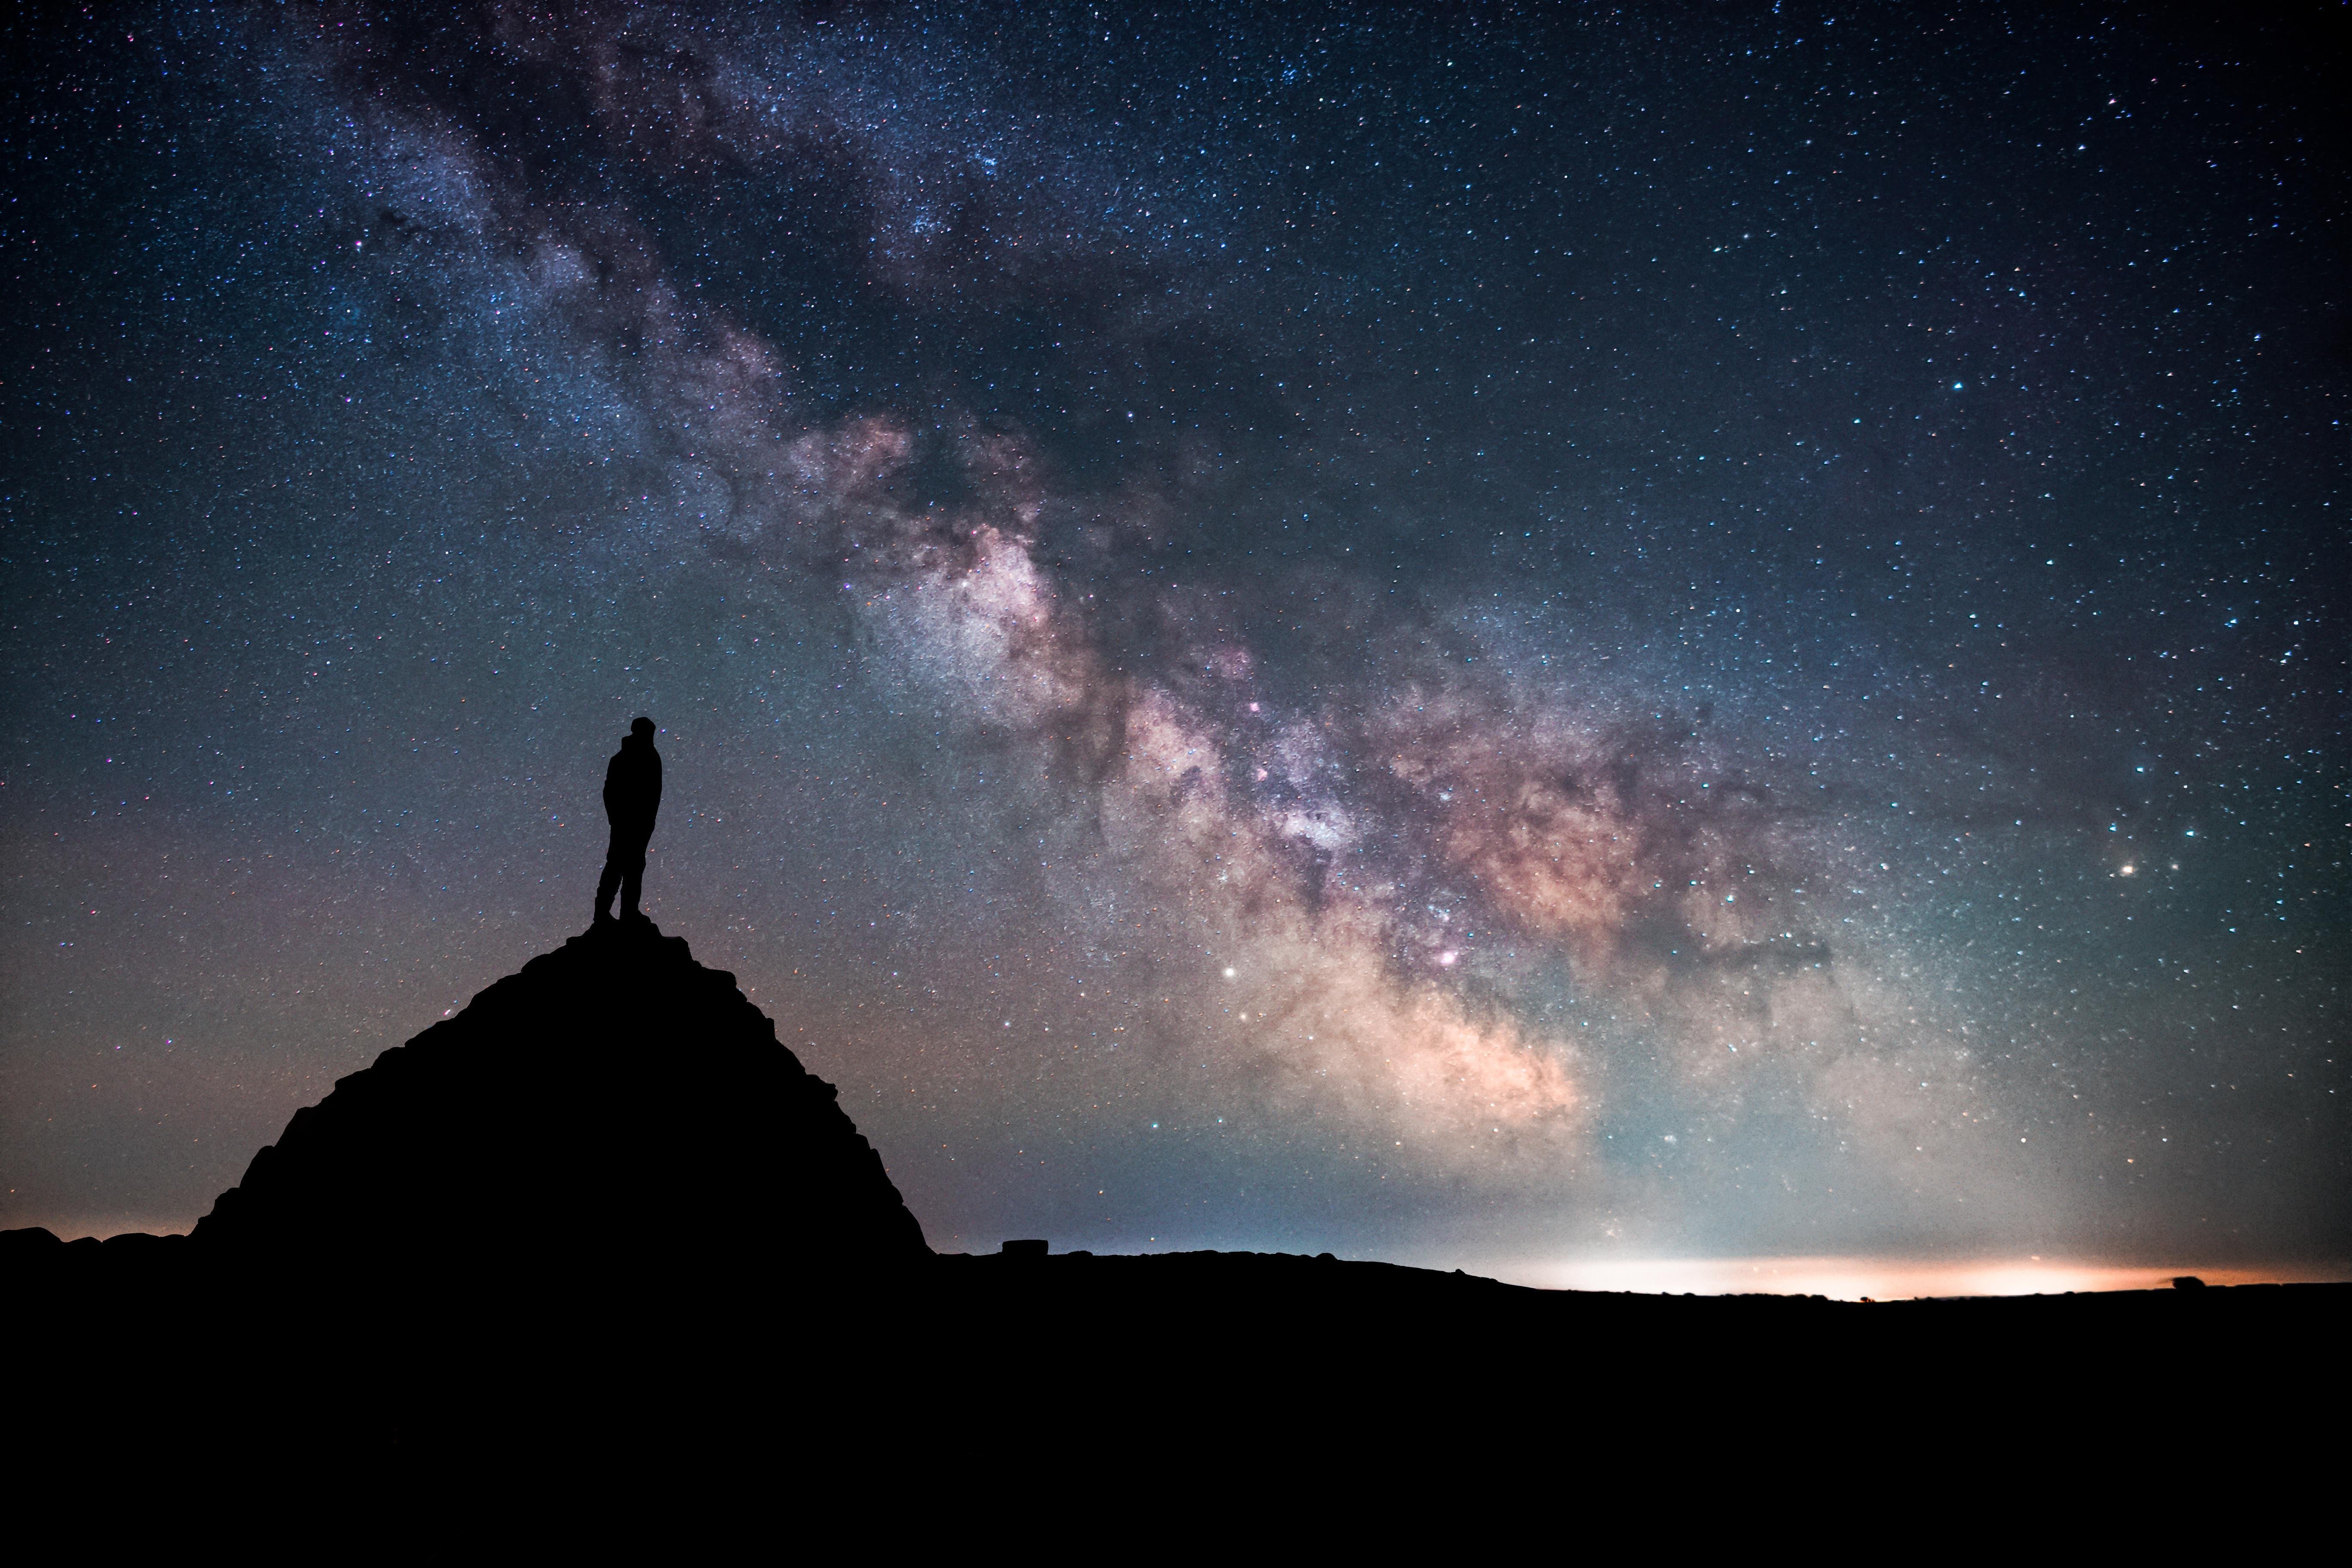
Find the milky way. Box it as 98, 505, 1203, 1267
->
4, 3, 2344, 1274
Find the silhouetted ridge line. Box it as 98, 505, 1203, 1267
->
190, 918, 928, 1274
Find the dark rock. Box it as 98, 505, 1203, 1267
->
188, 916, 928, 1286
2173, 1275, 2207, 1290
0, 1226, 64, 1260
98, 1231, 186, 1260
1001, 1238, 1048, 1259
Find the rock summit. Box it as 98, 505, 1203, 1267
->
190, 918, 928, 1281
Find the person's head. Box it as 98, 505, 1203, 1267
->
630, 717, 656, 741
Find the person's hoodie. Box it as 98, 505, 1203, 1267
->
603, 733, 662, 837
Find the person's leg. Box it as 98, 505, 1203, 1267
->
594, 830, 623, 920
619, 835, 649, 917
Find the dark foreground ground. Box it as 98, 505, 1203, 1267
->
8, 1232, 2344, 1523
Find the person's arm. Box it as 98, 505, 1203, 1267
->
650, 754, 663, 819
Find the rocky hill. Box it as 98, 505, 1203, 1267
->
186, 916, 928, 1283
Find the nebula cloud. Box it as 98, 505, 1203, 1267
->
5, 2, 2339, 1265
283, 1, 2330, 1226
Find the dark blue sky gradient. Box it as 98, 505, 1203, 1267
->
4, 2, 2344, 1271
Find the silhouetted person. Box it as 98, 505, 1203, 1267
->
594, 717, 662, 924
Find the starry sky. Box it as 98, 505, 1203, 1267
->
5, 2, 2346, 1278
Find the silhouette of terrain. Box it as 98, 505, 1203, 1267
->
183, 916, 925, 1277
6, 921, 2344, 1509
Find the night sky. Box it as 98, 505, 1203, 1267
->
6, 2, 2346, 1284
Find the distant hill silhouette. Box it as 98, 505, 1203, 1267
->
188, 917, 928, 1279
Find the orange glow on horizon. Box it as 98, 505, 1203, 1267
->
1484, 1256, 2349, 1301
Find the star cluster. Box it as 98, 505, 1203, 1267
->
3, 2, 2343, 1273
